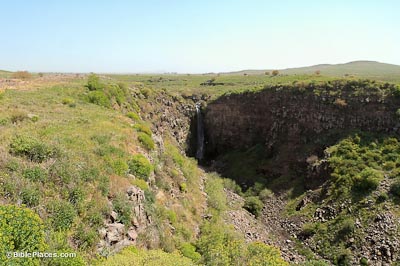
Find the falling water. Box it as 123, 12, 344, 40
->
195, 103, 205, 160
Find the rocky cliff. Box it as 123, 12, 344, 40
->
204, 81, 400, 159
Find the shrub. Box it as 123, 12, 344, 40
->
48, 200, 76, 231
337, 218, 355, 238
21, 186, 40, 207
140, 87, 152, 98
110, 159, 129, 175
179, 182, 187, 192
180, 243, 201, 262
390, 181, 400, 197
353, 168, 382, 193
377, 192, 389, 203
62, 97, 76, 107
73, 224, 98, 250
244, 196, 264, 217
134, 123, 152, 136
128, 154, 153, 180
10, 135, 57, 163
10, 111, 28, 124
396, 109, 400, 117
127, 112, 140, 122
98, 175, 110, 196
98, 247, 195, 266
0, 205, 46, 265
360, 257, 368, 266
197, 220, 244, 266
205, 173, 227, 213
131, 178, 149, 191
12, 71, 32, 79
87, 90, 110, 107
68, 187, 85, 206
222, 178, 242, 194
86, 73, 103, 91
259, 188, 273, 202
23, 166, 47, 182
113, 193, 132, 225
138, 132, 155, 150
246, 242, 288, 266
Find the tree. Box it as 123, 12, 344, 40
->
86, 73, 103, 91
12, 71, 32, 80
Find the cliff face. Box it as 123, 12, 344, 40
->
204, 84, 400, 159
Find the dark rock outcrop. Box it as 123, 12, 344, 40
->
204, 83, 400, 159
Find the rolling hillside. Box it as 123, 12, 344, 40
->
226, 61, 400, 82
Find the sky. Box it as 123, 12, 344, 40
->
0, 0, 399, 73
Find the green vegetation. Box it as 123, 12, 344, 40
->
96, 246, 195, 266
0, 205, 46, 265
137, 132, 155, 150
128, 154, 153, 180
243, 196, 264, 217
195, 173, 288, 266
9, 135, 58, 163
1, 69, 400, 265
327, 134, 398, 198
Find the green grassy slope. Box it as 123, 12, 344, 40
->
225, 61, 400, 82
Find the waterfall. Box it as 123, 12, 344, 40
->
195, 103, 205, 160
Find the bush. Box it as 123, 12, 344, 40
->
128, 154, 153, 180
10, 110, 28, 124
48, 200, 76, 231
179, 182, 187, 192
98, 175, 110, 196
113, 193, 132, 225
110, 159, 129, 175
68, 187, 85, 206
180, 243, 201, 262
21, 186, 40, 207
377, 192, 389, 203
127, 112, 140, 122
23, 166, 47, 182
12, 71, 32, 79
205, 173, 227, 213
73, 224, 98, 250
0, 205, 46, 265
86, 73, 103, 91
131, 178, 149, 191
246, 242, 288, 266
98, 246, 195, 266
138, 132, 155, 150
134, 123, 152, 136
337, 218, 355, 238
259, 188, 273, 202
10, 135, 57, 163
353, 168, 382, 193
87, 90, 110, 107
390, 181, 400, 197
140, 88, 152, 98
222, 178, 242, 194
62, 97, 76, 107
243, 196, 264, 217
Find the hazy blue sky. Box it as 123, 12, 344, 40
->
0, 0, 399, 73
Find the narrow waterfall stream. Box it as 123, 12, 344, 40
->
195, 103, 204, 160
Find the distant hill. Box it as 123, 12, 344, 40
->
0, 70, 12, 78
225, 61, 400, 82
